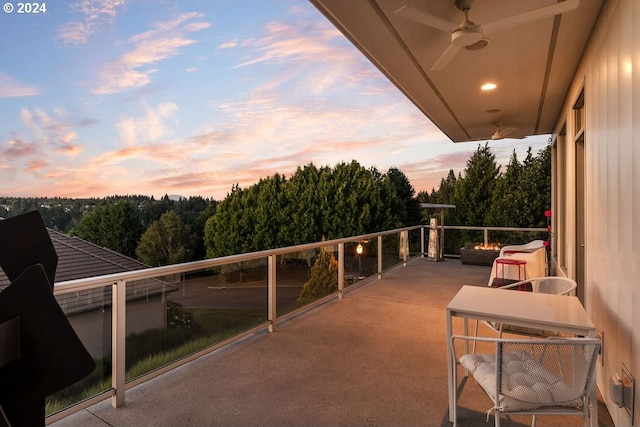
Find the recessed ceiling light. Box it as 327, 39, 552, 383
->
481, 83, 497, 91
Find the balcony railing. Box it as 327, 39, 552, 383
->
442, 225, 548, 256
46, 224, 544, 424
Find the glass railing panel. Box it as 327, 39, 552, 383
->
381, 233, 405, 271
344, 240, 374, 286
443, 227, 548, 256
124, 261, 268, 383
408, 228, 422, 257
450, 229, 485, 255
47, 285, 112, 416
276, 249, 318, 315
488, 230, 548, 247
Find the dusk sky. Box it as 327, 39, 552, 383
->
0, 0, 548, 200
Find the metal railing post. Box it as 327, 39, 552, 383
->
268, 255, 277, 332
484, 228, 489, 247
421, 226, 425, 257
338, 243, 344, 299
378, 235, 383, 279
112, 279, 126, 408
401, 230, 408, 266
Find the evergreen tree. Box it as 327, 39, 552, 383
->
297, 245, 338, 302
72, 200, 144, 258
204, 184, 251, 258
517, 145, 551, 227
433, 169, 457, 205
204, 161, 398, 257
178, 197, 217, 260
136, 211, 188, 266
387, 167, 422, 226
254, 173, 289, 250
281, 163, 322, 245
316, 161, 394, 239
139, 194, 174, 227
426, 169, 458, 224
453, 143, 500, 226
487, 150, 523, 227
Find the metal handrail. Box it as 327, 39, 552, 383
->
443, 225, 547, 248
53, 225, 424, 294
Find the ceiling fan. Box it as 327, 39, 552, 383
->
395, 0, 580, 71
489, 122, 518, 140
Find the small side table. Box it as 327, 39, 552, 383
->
494, 258, 527, 289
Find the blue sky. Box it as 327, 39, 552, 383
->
0, 0, 547, 200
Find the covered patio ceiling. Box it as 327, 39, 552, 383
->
310, 0, 604, 142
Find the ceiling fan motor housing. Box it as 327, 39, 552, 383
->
454, 0, 479, 12
451, 25, 482, 46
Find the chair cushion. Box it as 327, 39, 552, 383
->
490, 278, 532, 291
459, 351, 582, 412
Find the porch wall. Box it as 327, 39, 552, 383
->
553, 1, 640, 425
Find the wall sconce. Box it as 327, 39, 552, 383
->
356, 243, 363, 255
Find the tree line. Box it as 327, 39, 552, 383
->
0, 195, 216, 265
204, 161, 421, 258
0, 143, 550, 265
419, 143, 551, 253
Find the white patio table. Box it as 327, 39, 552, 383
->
446, 285, 597, 426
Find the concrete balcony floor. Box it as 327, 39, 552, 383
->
51, 258, 614, 427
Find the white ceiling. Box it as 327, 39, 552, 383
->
310, 0, 604, 142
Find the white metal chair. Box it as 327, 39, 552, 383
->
451, 335, 601, 427
474, 277, 578, 350
499, 240, 545, 257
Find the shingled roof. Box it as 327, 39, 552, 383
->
0, 230, 175, 315
0, 229, 150, 288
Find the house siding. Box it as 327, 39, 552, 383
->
553, 1, 639, 425
68, 296, 166, 360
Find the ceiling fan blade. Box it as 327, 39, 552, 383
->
492, 127, 523, 140
431, 43, 462, 71
501, 127, 517, 136
394, 5, 459, 33
483, 0, 580, 35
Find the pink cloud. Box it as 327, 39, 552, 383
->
232, 20, 354, 70
117, 102, 178, 145
0, 72, 42, 98
27, 159, 49, 172
92, 13, 210, 94
57, 0, 127, 45
2, 138, 40, 160
19, 107, 85, 156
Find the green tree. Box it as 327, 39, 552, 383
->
453, 143, 500, 226
72, 200, 143, 258
317, 161, 394, 239
487, 150, 523, 227
173, 197, 217, 260
280, 164, 323, 245
387, 167, 422, 226
205, 184, 252, 258
424, 169, 458, 224
136, 211, 188, 266
297, 245, 338, 302
433, 169, 458, 205
516, 145, 551, 227
139, 194, 174, 227
252, 173, 289, 250
205, 161, 398, 258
